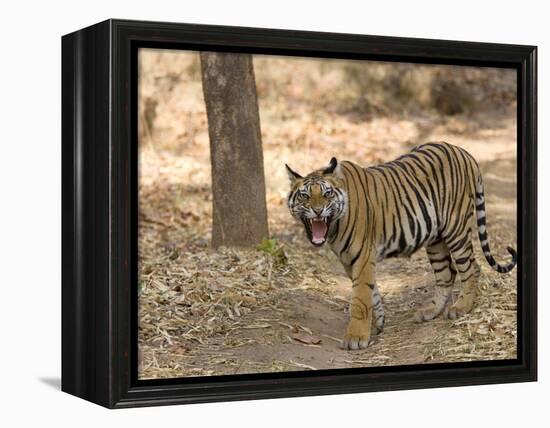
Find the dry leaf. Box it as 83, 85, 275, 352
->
292, 333, 322, 345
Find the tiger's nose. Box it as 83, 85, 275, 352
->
313, 208, 322, 216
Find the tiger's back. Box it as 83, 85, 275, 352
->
331, 142, 480, 263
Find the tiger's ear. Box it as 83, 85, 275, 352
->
323, 157, 344, 179
323, 157, 338, 175
285, 164, 302, 183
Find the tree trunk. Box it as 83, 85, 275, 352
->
200, 52, 269, 248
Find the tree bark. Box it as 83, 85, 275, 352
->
200, 52, 269, 248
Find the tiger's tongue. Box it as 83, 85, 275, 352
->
311, 219, 327, 244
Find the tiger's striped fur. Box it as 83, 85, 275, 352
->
286, 142, 516, 350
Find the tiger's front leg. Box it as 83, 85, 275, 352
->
342, 262, 376, 350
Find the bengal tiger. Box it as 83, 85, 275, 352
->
285, 142, 516, 350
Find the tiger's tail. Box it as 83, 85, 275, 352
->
474, 176, 517, 273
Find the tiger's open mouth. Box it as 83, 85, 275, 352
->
302, 217, 331, 246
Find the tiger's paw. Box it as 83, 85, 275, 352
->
445, 295, 475, 320
445, 302, 470, 320
414, 305, 442, 323
445, 305, 464, 320
341, 318, 372, 350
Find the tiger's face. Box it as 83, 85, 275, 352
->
285, 158, 348, 247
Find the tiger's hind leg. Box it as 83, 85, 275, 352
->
445, 231, 481, 319
414, 241, 456, 322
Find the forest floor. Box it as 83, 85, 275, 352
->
137, 105, 518, 379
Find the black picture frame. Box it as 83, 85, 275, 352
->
61, 19, 537, 409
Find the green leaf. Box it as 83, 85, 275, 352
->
257, 237, 288, 268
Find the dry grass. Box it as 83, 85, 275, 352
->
137, 49, 517, 379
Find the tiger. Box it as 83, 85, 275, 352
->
285, 142, 517, 350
